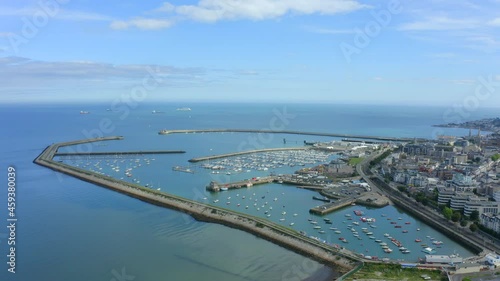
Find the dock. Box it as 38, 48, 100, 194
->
309, 198, 355, 215
207, 176, 276, 191
172, 166, 195, 173
55, 150, 185, 156
159, 128, 423, 142
188, 147, 309, 163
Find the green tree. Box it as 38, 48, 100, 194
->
452, 211, 461, 222
469, 223, 478, 232
460, 220, 468, 227
442, 207, 453, 220
492, 153, 500, 161
470, 210, 480, 222
398, 186, 407, 193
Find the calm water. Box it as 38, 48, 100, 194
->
1, 103, 497, 281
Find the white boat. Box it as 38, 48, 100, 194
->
422, 247, 435, 254
220, 187, 228, 191
290, 223, 295, 226
176, 107, 191, 111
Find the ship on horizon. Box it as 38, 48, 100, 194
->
176, 107, 191, 111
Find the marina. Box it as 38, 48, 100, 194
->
48, 132, 478, 264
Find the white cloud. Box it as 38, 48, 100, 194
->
165, 0, 368, 22
0, 7, 112, 21
110, 18, 173, 30
399, 16, 479, 31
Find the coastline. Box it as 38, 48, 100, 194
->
34, 137, 360, 277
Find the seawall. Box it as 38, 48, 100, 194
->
159, 128, 423, 142
34, 137, 360, 274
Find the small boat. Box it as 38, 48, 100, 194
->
405, 222, 411, 224
325, 221, 333, 224
330, 227, 337, 230
279, 218, 285, 222
319, 230, 325, 234
432, 240, 443, 245
415, 239, 422, 242
417, 228, 420, 231
375, 239, 382, 243
313, 226, 321, 229
402, 230, 408, 233
402, 249, 411, 254
213, 199, 219, 203
395, 225, 402, 228
290, 223, 295, 226
384, 233, 390, 237
334, 230, 341, 234
384, 248, 393, 253
422, 247, 435, 254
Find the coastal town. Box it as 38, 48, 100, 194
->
35, 125, 500, 281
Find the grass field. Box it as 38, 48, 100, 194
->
346, 263, 444, 281
349, 157, 364, 166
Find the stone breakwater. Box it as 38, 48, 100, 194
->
34, 137, 360, 275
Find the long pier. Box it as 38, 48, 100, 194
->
310, 198, 355, 215
159, 128, 422, 142
188, 147, 309, 163
55, 150, 185, 156
206, 176, 275, 192
33, 137, 361, 274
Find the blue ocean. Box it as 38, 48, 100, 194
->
0, 102, 497, 281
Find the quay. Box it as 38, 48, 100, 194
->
55, 150, 185, 156
310, 192, 390, 215
159, 128, 423, 142
34, 137, 360, 274
310, 198, 354, 215
188, 147, 309, 163
207, 176, 275, 191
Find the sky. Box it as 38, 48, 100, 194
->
0, 0, 499, 106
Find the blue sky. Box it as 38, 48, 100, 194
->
0, 0, 499, 105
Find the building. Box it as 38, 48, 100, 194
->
450, 193, 475, 211
485, 253, 500, 266
425, 254, 463, 264
438, 187, 455, 205
463, 199, 499, 216
480, 213, 500, 233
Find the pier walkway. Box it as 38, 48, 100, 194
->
159, 128, 422, 142
188, 147, 309, 163
55, 150, 185, 156
310, 198, 355, 215
207, 176, 276, 191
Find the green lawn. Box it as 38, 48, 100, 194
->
349, 157, 364, 166
346, 263, 444, 281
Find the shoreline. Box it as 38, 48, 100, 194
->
34, 137, 361, 277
